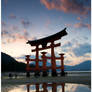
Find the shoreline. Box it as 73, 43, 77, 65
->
2, 72, 91, 85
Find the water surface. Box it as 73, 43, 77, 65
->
2, 82, 91, 92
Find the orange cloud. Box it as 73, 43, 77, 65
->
77, 17, 81, 20
40, 0, 90, 15
74, 22, 91, 29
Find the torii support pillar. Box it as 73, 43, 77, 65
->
35, 84, 40, 92
52, 83, 57, 92
41, 52, 48, 77
27, 84, 30, 92
26, 55, 30, 77
42, 83, 48, 92
34, 45, 40, 77
59, 54, 65, 76
62, 83, 65, 92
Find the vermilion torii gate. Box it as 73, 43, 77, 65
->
25, 28, 67, 77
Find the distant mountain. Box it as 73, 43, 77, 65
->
64, 60, 91, 71
30, 60, 91, 71
1, 52, 26, 72
1, 52, 17, 63
2, 52, 91, 72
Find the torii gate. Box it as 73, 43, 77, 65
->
25, 28, 67, 77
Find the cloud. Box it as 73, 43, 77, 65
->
10, 25, 18, 31
1, 21, 6, 26
23, 29, 37, 41
1, 29, 27, 43
2, 28, 37, 44
40, 0, 90, 15
77, 17, 81, 20
15, 54, 35, 62
74, 22, 91, 29
15, 55, 26, 60
73, 43, 91, 57
62, 41, 73, 48
45, 19, 51, 28
65, 23, 72, 27
1, 29, 9, 36
14, 33, 27, 40
61, 40, 91, 65
4, 0, 8, 6
21, 19, 30, 28
23, 29, 29, 37
9, 13, 16, 19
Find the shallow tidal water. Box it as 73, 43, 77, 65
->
2, 72, 91, 92
2, 83, 91, 92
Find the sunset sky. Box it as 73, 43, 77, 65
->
1, 0, 91, 65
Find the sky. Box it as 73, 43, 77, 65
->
1, 0, 91, 65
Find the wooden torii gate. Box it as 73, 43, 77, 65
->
25, 28, 67, 77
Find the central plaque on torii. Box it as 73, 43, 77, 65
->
25, 28, 67, 77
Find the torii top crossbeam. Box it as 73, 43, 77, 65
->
27, 28, 67, 46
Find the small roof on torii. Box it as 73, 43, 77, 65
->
27, 28, 67, 46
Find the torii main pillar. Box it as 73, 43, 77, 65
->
51, 41, 57, 76
34, 45, 40, 76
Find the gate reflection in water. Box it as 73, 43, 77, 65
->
26, 83, 65, 92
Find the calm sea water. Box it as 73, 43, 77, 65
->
2, 83, 91, 92
2, 72, 91, 92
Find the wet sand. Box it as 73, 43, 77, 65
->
2, 72, 91, 85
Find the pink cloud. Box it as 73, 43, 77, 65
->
14, 33, 27, 40
74, 22, 91, 29
2, 27, 37, 44
40, 0, 90, 15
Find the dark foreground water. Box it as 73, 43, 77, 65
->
2, 82, 91, 92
